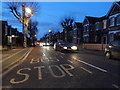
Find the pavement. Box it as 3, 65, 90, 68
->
0, 47, 33, 75
79, 48, 104, 56
2, 46, 120, 88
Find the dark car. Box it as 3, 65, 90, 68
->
54, 42, 78, 52
104, 40, 120, 59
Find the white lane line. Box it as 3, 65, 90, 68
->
112, 84, 120, 89
22, 48, 33, 61
67, 60, 73, 64
60, 56, 64, 58
1, 49, 25, 63
59, 52, 65, 55
1, 48, 33, 77
49, 57, 52, 59
80, 67, 93, 74
57, 59, 60, 62
73, 58, 107, 73
55, 53, 58, 55
43, 53, 45, 56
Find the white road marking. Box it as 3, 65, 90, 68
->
45, 57, 50, 62
60, 56, 64, 58
49, 65, 66, 78
43, 53, 45, 56
73, 58, 107, 73
59, 52, 65, 55
56, 59, 60, 62
34, 66, 45, 80
67, 60, 73, 64
112, 84, 120, 89
10, 68, 31, 84
80, 67, 93, 74
60, 64, 74, 77
55, 53, 58, 55
21, 48, 33, 63
41, 58, 44, 62
30, 58, 40, 64
2, 48, 33, 77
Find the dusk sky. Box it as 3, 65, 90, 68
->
1, 2, 113, 40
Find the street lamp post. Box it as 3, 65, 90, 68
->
49, 30, 52, 43
22, 4, 32, 48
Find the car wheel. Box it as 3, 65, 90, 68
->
105, 52, 111, 59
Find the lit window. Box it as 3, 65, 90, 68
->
109, 17, 114, 26
116, 15, 120, 25
103, 20, 107, 29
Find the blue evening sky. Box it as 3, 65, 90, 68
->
1, 2, 113, 40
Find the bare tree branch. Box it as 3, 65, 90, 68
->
7, 2, 40, 25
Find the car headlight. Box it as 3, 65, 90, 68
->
71, 46, 77, 50
63, 47, 67, 49
47, 43, 50, 45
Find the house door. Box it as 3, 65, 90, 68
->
102, 36, 107, 44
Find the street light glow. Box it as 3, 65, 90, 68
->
49, 30, 51, 32
25, 8, 32, 14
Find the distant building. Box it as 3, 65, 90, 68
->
83, 16, 101, 43
94, 16, 108, 44
83, 1, 120, 44
0, 21, 9, 48
63, 27, 73, 43
0, 21, 24, 50
73, 22, 83, 45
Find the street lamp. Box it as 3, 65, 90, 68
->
25, 8, 32, 14
34, 34, 37, 37
49, 30, 51, 33
48, 30, 52, 43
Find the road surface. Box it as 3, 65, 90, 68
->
2, 46, 120, 88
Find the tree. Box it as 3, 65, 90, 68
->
7, 2, 40, 47
28, 19, 38, 44
61, 18, 74, 42
7, 2, 39, 25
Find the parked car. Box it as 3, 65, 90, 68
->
54, 41, 78, 52
104, 40, 120, 59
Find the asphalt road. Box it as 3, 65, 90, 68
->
2, 46, 120, 88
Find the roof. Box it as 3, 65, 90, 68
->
106, 1, 120, 17
85, 16, 107, 24
0, 21, 8, 25
116, 1, 120, 6
74, 22, 82, 26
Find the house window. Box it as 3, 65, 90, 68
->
109, 33, 114, 42
95, 22, 99, 30
109, 17, 114, 26
84, 26, 86, 32
103, 20, 107, 29
84, 25, 88, 32
5, 25, 8, 35
116, 15, 120, 25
